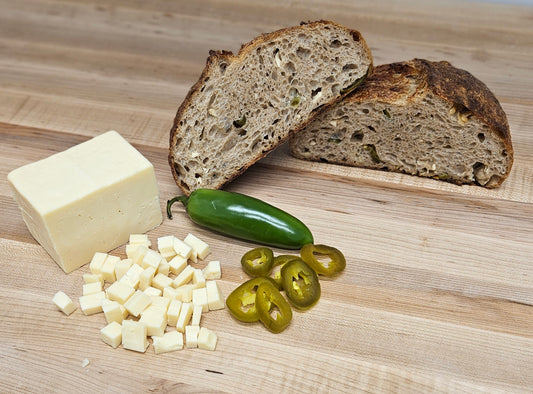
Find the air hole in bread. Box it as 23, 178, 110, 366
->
351, 131, 364, 142
367, 125, 376, 132
342, 63, 357, 72
330, 39, 342, 48
296, 46, 311, 59
477, 133, 485, 142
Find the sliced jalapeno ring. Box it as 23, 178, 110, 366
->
226, 277, 274, 323
280, 259, 321, 310
300, 244, 346, 276
241, 247, 274, 277
255, 280, 293, 333
270, 254, 301, 289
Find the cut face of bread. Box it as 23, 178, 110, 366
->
169, 20, 373, 194
290, 59, 513, 188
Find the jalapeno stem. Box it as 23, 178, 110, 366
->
166, 196, 189, 219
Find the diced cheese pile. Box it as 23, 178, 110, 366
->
53, 233, 224, 353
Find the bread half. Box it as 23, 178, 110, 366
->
290, 59, 513, 188
169, 20, 373, 194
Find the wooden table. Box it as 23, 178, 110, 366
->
1, 1, 532, 392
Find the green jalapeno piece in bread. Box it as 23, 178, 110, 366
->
167, 189, 313, 249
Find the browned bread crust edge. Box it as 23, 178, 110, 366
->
168, 20, 373, 195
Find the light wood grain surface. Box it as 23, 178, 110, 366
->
1, 1, 532, 392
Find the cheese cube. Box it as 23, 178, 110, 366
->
176, 302, 193, 333
89, 252, 108, 275
160, 249, 177, 261
157, 235, 175, 256
152, 273, 173, 291
152, 331, 183, 354
144, 286, 162, 298
83, 273, 104, 286
7, 131, 162, 273
202, 260, 221, 280
101, 255, 120, 283
192, 287, 209, 313
122, 320, 148, 353
127, 244, 149, 266
142, 249, 162, 271
190, 304, 203, 326
162, 286, 178, 300
102, 299, 127, 324
124, 290, 152, 317
185, 325, 200, 349
168, 255, 187, 275
157, 260, 170, 276
119, 264, 144, 288
82, 281, 102, 296
198, 327, 217, 351
114, 258, 133, 281
138, 267, 156, 291
175, 284, 194, 302
173, 238, 193, 259
173, 265, 194, 288
129, 234, 151, 247
52, 291, 77, 315
149, 296, 170, 313
100, 321, 122, 348
106, 281, 135, 304
206, 280, 225, 311
184, 233, 210, 260
192, 268, 206, 289
79, 291, 106, 315
139, 308, 167, 337
167, 300, 182, 327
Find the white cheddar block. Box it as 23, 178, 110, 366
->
119, 264, 144, 289
83, 273, 104, 286
124, 290, 152, 317
100, 321, 122, 348
192, 268, 206, 289
148, 296, 170, 313
152, 273, 173, 291
198, 327, 217, 351
122, 320, 148, 353
52, 291, 77, 316
191, 304, 203, 326
157, 260, 170, 276
192, 287, 209, 313
168, 255, 187, 275
139, 308, 167, 337
7, 131, 162, 273
176, 302, 193, 333
144, 286, 162, 297
102, 299, 127, 324
206, 280, 225, 311
82, 281, 102, 296
101, 254, 120, 283
129, 234, 151, 247
167, 300, 182, 327
184, 233, 210, 260
202, 261, 221, 280
173, 265, 194, 288
152, 331, 183, 354
138, 267, 156, 291
174, 284, 194, 303
127, 244, 149, 266
79, 291, 106, 315
106, 281, 135, 305
142, 249, 162, 271
114, 258, 133, 281
173, 238, 193, 259
89, 252, 108, 275
185, 325, 200, 349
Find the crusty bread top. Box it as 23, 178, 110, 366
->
169, 20, 373, 194
348, 59, 512, 156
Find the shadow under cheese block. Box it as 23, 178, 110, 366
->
7, 130, 163, 273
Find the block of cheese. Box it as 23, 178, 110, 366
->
7, 131, 163, 273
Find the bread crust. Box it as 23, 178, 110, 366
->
169, 20, 373, 194
306, 59, 513, 187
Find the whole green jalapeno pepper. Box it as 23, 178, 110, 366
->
255, 280, 293, 333
241, 247, 274, 277
280, 259, 321, 310
167, 189, 314, 249
300, 244, 346, 276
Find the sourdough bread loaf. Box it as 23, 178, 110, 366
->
169, 20, 373, 194
289, 59, 513, 187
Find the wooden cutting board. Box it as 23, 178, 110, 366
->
1, 0, 532, 392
